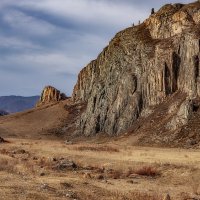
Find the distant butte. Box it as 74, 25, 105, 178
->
36, 86, 67, 107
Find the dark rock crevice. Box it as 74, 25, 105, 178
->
164, 63, 172, 95
193, 55, 199, 79
172, 52, 181, 92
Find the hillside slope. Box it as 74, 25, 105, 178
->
0, 99, 84, 139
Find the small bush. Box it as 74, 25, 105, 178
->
0, 148, 8, 155
191, 174, 200, 195
135, 166, 160, 177
107, 169, 123, 179
0, 158, 18, 173
74, 145, 119, 152
37, 157, 52, 169
60, 182, 73, 188
125, 167, 135, 177
110, 191, 161, 200
23, 160, 36, 174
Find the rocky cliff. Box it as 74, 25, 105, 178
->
72, 1, 200, 141
37, 86, 67, 107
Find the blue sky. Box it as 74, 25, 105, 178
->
0, 0, 192, 96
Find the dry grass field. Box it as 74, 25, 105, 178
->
0, 138, 200, 200
0, 101, 199, 199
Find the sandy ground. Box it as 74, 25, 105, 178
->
0, 138, 200, 200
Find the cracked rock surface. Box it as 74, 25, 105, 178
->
72, 2, 200, 139
73, 2, 200, 138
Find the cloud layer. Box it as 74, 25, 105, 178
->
0, 0, 192, 96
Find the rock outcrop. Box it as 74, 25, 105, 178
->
72, 1, 200, 140
37, 86, 67, 107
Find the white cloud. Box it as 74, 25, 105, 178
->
0, 36, 41, 50
15, 0, 146, 27
0, 0, 195, 96
3, 9, 56, 36
0, 52, 88, 75
17, 0, 194, 27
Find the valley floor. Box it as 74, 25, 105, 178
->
0, 138, 200, 200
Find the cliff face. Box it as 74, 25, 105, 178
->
72, 2, 200, 138
37, 86, 67, 107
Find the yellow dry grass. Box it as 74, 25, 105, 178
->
0, 138, 199, 200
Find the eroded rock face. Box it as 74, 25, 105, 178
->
37, 86, 67, 107
72, 2, 200, 137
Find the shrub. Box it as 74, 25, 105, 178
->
74, 145, 119, 152
0, 157, 18, 173
135, 166, 160, 177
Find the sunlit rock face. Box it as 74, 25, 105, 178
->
37, 86, 67, 107
72, 2, 200, 137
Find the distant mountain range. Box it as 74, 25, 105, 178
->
0, 110, 9, 116
0, 96, 40, 113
